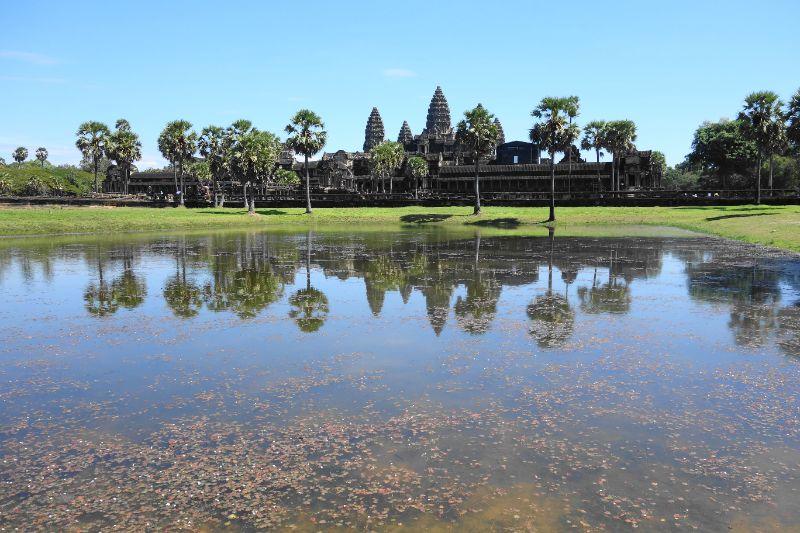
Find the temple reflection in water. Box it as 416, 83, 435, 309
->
1, 229, 798, 357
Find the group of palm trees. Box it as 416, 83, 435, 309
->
736, 89, 800, 203
8, 146, 49, 167
456, 96, 638, 221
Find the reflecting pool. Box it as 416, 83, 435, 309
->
1, 229, 799, 531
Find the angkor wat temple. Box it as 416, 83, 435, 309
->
123, 86, 661, 199
291, 86, 661, 194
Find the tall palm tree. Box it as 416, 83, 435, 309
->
603, 120, 637, 192
788, 88, 800, 153
456, 103, 500, 215
106, 119, 142, 195
158, 120, 197, 206
35, 147, 48, 167
581, 120, 607, 191
75, 121, 110, 193
531, 97, 569, 222
198, 125, 227, 207
285, 110, 327, 214
13, 147, 28, 167
738, 91, 784, 203
563, 96, 580, 192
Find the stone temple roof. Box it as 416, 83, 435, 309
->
363, 107, 385, 152
423, 86, 452, 136
397, 121, 414, 145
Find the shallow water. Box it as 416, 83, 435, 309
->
1, 229, 799, 531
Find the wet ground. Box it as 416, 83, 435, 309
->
1, 228, 799, 531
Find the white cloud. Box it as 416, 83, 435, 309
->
0, 50, 57, 65
382, 68, 417, 78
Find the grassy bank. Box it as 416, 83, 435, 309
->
1, 204, 799, 251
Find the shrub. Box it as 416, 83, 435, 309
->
22, 176, 49, 196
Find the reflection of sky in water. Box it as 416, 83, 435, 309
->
0, 231, 799, 530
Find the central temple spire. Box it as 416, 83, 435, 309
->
424, 86, 452, 136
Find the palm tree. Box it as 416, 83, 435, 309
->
406, 155, 428, 198
35, 147, 48, 167
106, 119, 142, 195
788, 88, 800, 192
75, 121, 110, 193
370, 141, 404, 193
456, 104, 500, 215
158, 120, 197, 206
531, 97, 569, 222
738, 91, 784, 203
581, 120, 607, 191
285, 110, 327, 214
603, 120, 637, 192
198, 125, 227, 207
227, 128, 282, 213
13, 147, 28, 167
563, 96, 580, 192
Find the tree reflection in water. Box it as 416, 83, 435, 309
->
528, 228, 575, 348
163, 239, 202, 318
289, 231, 329, 332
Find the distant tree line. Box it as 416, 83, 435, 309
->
666, 88, 800, 201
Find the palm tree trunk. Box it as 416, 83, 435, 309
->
596, 148, 601, 191
473, 159, 481, 215
172, 160, 178, 200
179, 160, 185, 206
548, 151, 556, 222
756, 155, 762, 204
304, 154, 312, 214
93, 158, 99, 193
768, 155, 773, 193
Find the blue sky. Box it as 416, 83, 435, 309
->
1, 0, 798, 168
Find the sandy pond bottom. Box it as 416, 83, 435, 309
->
1, 228, 799, 531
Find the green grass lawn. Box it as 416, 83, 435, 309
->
1, 204, 799, 252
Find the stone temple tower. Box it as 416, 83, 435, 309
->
397, 121, 414, 145
424, 86, 452, 136
494, 118, 506, 145
363, 107, 385, 152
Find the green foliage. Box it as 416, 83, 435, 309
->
651, 151, 667, 175
35, 147, 48, 167
76, 121, 110, 192
739, 91, 785, 159
198, 125, 227, 186
158, 120, 196, 167
686, 119, 756, 188
13, 147, 28, 165
226, 128, 282, 184
787, 88, 800, 150
106, 119, 142, 183
603, 120, 638, 156
406, 156, 428, 179
370, 141, 404, 178
581, 120, 607, 161
187, 160, 211, 185
274, 168, 300, 185
22, 175, 49, 196
456, 104, 500, 159
662, 166, 702, 190
285, 109, 327, 158
530, 98, 569, 157
0, 162, 93, 196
